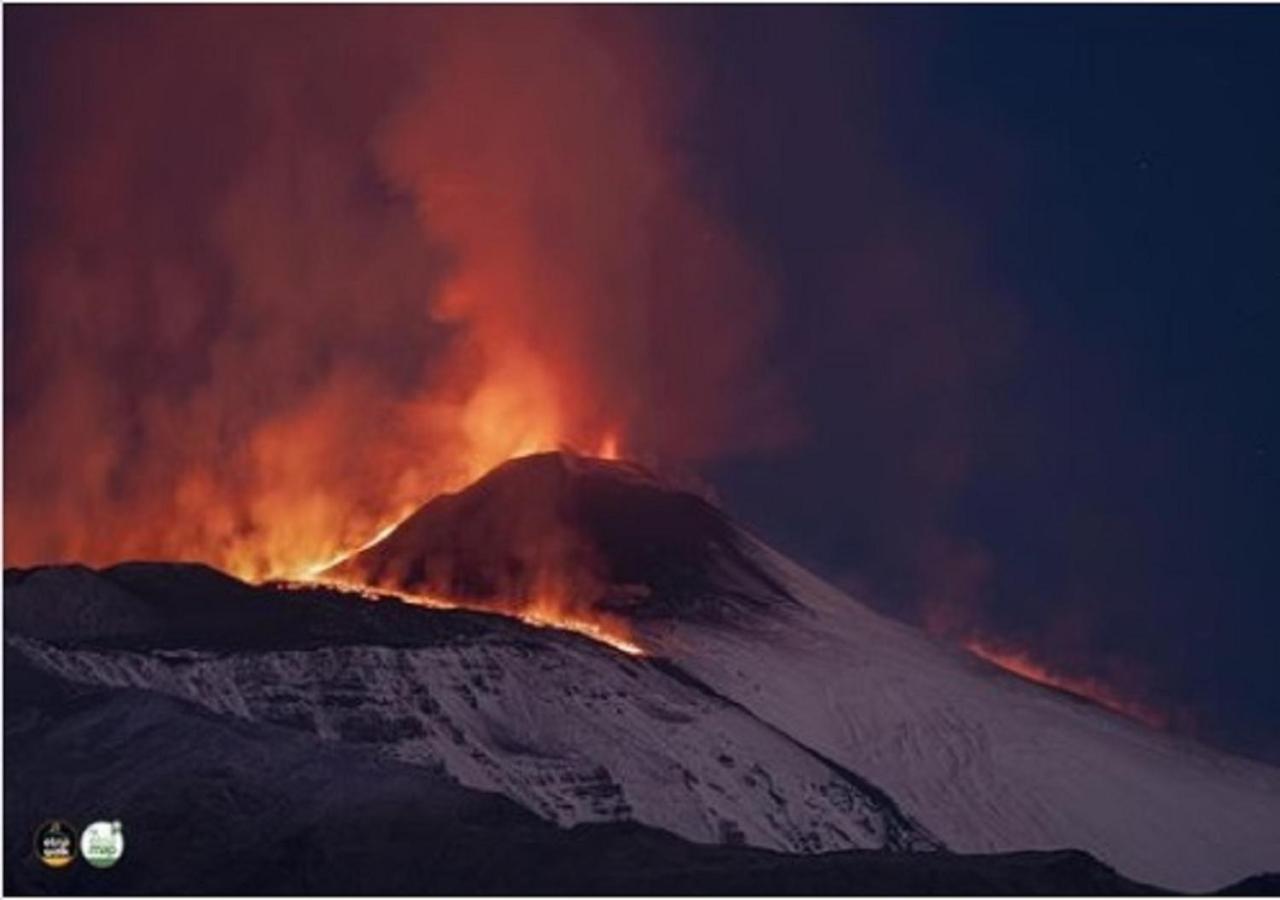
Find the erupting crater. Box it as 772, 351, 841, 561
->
295, 450, 797, 655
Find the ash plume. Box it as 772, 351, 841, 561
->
4, 7, 790, 579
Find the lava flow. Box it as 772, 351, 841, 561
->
281, 574, 645, 657
966, 638, 1167, 728
279, 441, 646, 658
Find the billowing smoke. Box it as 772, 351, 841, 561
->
5, 7, 788, 579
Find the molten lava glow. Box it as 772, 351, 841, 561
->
284, 577, 644, 657
295, 519, 406, 580
255, 419, 623, 581
6, 10, 783, 595
966, 639, 1168, 729
596, 430, 622, 461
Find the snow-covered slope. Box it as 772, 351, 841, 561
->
637, 539, 1280, 892
4, 566, 933, 857
5, 650, 1156, 895
328, 451, 1280, 892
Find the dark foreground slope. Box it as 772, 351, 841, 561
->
5, 651, 1156, 896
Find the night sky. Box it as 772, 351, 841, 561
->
693, 8, 1280, 762
6, 7, 1279, 761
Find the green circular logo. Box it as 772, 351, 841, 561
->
80, 821, 124, 869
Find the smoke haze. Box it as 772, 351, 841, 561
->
5, 7, 788, 579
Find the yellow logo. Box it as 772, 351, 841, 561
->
35, 820, 77, 869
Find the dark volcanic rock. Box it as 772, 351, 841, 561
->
328, 450, 797, 623
4, 560, 542, 654
1216, 873, 1280, 896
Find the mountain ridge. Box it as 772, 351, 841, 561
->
5, 563, 938, 856
6, 647, 1160, 895
7, 450, 1280, 892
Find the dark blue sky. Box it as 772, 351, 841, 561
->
692, 8, 1279, 761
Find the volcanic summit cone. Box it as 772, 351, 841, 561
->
325, 450, 795, 623
328, 449, 1280, 892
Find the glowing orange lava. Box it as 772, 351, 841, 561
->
281, 576, 645, 656
5, 10, 779, 616
263, 436, 645, 658
966, 638, 1167, 728
596, 430, 622, 461
215, 416, 623, 584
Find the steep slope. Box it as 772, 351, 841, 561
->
6, 653, 1155, 895
643, 545, 1280, 893
322, 451, 1280, 892
328, 452, 796, 623
5, 564, 933, 857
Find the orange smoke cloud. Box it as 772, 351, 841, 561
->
5, 7, 790, 580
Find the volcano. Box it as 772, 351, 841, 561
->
6, 451, 1280, 894
325, 451, 798, 625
